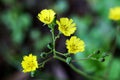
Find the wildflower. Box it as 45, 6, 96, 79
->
109, 7, 120, 21
21, 54, 38, 73
38, 9, 56, 24
56, 18, 76, 36
66, 36, 85, 54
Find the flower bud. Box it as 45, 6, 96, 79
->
66, 57, 72, 64
40, 52, 47, 58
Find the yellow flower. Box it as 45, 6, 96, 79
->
21, 54, 38, 73
38, 9, 56, 24
56, 18, 76, 36
109, 7, 120, 21
66, 36, 85, 54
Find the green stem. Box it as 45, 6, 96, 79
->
72, 53, 99, 62
72, 57, 99, 62
55, 51, 68, 57
54, 55, 101, 80
88, 53, 94, 58
54, 55, 66, 62
43, 57, 53, 64
46, 50, 52, 55
69, 64, 92, 79
72, 58, 90, 62
55, 31, 61, 41
39, 57, 53, 68
51, 28, 56, 56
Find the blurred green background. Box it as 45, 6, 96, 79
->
0, 0, 120, 80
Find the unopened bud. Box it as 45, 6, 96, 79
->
40, 52, 47, 58
99, 58, 105, 62
94, 50, 100, 54
47, 43, 52, 49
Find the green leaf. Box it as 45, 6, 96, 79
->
33, 35, 52, 51
108, 58, 120, 80
71, 15, 92, 37
1, 9, 31, 44
30, 29, 41, 40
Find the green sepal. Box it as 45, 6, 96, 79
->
47, 43, 52, 50
66, 57, 72, 64
48, 23, 53, 28
30, 71, 35, 77
48, 15, 57, 29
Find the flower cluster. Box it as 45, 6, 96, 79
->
21, 9, 85, 74
21, 54, 38, 73
109, 7, 120, 21
37, 9, 85, 54
20, 8, 109, 79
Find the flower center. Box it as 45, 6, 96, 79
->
44, 16, 50, 22
26, 61, 35, 69
61, 24, 68, 30
70, 44, 78, 51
